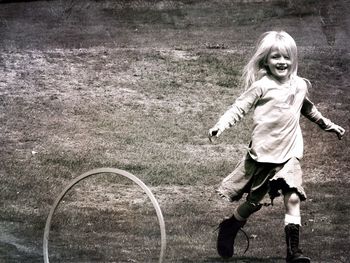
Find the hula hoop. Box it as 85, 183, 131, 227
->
43, 168, 166, 263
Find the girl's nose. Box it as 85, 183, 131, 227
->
279, 57, 286, 63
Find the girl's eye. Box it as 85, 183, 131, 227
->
271, 54, 290, 60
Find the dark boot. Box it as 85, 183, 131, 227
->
285, 223, 310, 263
217, 215, 246, 258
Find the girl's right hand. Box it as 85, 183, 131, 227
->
208, 127, 222, 142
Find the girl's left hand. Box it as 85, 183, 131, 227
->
326, 124, 346, 140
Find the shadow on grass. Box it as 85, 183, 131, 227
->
0, 241, 42, 263
202, 256, 285, 262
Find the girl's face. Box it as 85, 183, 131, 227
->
266, 48, 292, 82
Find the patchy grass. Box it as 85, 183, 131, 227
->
0, 0, 349, 262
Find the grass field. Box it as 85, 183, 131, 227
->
0, 0, 349, 262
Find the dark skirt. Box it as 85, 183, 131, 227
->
217, 153, 306, 202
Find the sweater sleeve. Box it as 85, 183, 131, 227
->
215, 84, 263, 132
301, 98, 334, 130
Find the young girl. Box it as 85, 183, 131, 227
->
208, 31, 345, 263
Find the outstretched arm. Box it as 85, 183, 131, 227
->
208, 84, 262, 141
301, 98, 345, 140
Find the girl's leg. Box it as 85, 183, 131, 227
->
217, 159, 275, 259
283, 191, 310, 263
216, 213, 246, 258
284, 191, 301, 225
217, 183, 267, 258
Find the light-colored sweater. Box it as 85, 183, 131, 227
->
214, 75, 334, 164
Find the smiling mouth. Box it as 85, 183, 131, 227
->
276, 64, 288, 70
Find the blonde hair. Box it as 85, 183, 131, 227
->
241, 31, 298, 89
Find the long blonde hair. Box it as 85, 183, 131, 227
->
241, 31, 298, 90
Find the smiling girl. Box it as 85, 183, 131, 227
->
208, 31, 345, 262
